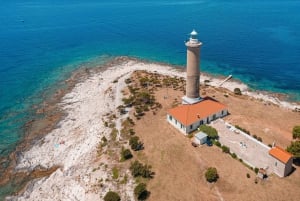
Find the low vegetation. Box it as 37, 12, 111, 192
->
205, 167, 219, 183
120, 148, 133, 161
287, 140, 300, 158
234, 87, 242, 95
199, 125, 218, 140
221, 145, 230, 153
235, 125, 251, 135
130, 160, 154, 178
129, 136, 144, 151
293, 125, 300, 139
112, 167, 119, 180
134, 183, 150, 200
104, 191, 121, 201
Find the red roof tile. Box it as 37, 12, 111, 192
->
167, 97, 227, 126
269, 146, 293, 164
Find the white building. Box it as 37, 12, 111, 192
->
167, 97, 228, 134
194, 132, 208, 145
269, 146, 293, 177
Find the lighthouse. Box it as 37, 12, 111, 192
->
182, 29, 202, 104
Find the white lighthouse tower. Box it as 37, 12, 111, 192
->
182, 29, 202, 104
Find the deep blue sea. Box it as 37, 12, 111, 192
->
0, 0, 300, 160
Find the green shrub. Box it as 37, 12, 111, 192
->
292, 126, 300, 139
129, 129, 135, 135
102, 136, 108, 142
257, 137, 262, 142
234, 88, 242, 95
134, 183, 149, 200
205, 167, 219, 183
221, 145, 230, 153
199, 125, 218, 140
104, 191, 120, 201
287, 140, 300, 158
110, 128, 118, 141
231, 153, 237, 159
235, 125, 251, 135
130, 160, 154, 178
127, 117, 135, 125
254, 167, 259, 174
246, 173, 250, 178
112, 167, 119, 179
213, 140, 221, 147
125, 78, 131, 84
121, 148, 133, 160
129, 136, 143, 151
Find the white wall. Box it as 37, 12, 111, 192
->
185, 109, 228, 133
269, 156, 293, 177
167, 115, 187, 134
167, 109, 228, 134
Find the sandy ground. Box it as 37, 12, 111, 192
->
6, 57, 300, 200
132, 78, 300, 201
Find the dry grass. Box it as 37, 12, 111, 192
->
128, 71, 300, 201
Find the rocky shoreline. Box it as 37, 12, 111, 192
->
1, 56, 299, 200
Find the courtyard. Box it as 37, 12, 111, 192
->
211, 119, 273, 173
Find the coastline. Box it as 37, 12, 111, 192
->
2, 56, 300, 200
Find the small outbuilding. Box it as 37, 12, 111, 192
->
194, 132, 208, 145
269, 146, 293, 177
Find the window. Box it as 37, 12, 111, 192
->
190, 125, 193, 129
213, 114, 216, 120
200, 120, 203, 125
169, 115, 172, 121
175, 120, 177, 125
275, 161, 277, 166
180, 124, 183, 129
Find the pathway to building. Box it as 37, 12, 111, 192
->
210, 119, 272, 173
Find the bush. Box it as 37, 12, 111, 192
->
221, 145, 230, 153
129, 136, 143, 151
213, 140, 221, 147
287, 140, 300, 158
235, 125, 251, 135
231, 153, 237, 159
205, 167, 219, 183
199, 125, 218, 140
234, 88, 242, 95
293, 126, 300, 139
104, 191, 120, 201
130, 160, 154, 178
134, 183, 149, 200
254, 167, 259, 174
257, 137, 262, 142
246, 173, 250, 178
121, 148, 133, 160
112, 167, 119, 179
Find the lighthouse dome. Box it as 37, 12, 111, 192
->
189, 29, 199, 44
190, 29, 198, 36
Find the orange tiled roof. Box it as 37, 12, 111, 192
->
167, 97, 227, 126
269, 146, 293, 164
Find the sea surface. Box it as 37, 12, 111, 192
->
0, 0, 299, 179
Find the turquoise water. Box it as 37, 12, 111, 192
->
0, 0, 300, 159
